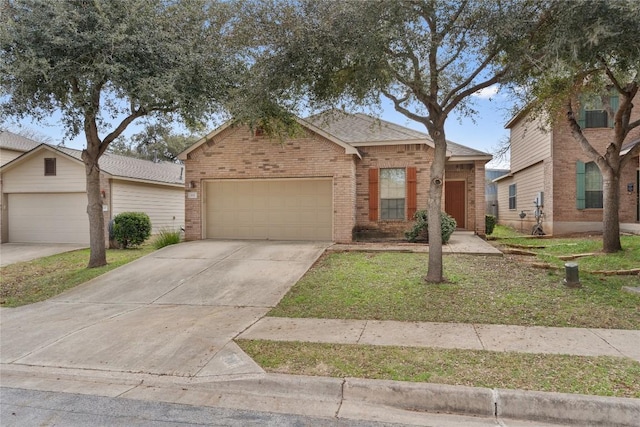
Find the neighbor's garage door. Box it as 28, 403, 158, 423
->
8, 193, 90, 244
205, 179, 332, 240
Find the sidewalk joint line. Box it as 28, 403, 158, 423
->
356, 320, 368, 344
587, 328, 629, 359
472, 324, 486, 350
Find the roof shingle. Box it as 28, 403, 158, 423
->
1, 131, 184, 185
304, 110, 490, 158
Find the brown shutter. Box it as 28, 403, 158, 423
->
407, 167, 417, 219
368, 168, 379, 221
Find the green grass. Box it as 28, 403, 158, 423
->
237, 340, 640, 398
270, 251, 640, 329
489, 226, 640, 272
0, 245, 155, 307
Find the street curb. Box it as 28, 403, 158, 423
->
343, 378, 494, 417
339, 377, 640, 427
3, 365, 639, 426
496, 388, 640, 427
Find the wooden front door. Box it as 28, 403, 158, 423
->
445, 180, 466, 229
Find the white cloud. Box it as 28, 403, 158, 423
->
473, 84, 500, 99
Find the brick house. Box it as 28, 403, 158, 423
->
178, 110, 491, 242
495, 97, 640, 235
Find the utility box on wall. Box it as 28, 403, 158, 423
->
534, 192, 544, 207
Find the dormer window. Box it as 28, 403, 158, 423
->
44, 158, 56, 176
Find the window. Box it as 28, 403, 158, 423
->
44, 158, 56, 176
584, 162, 603, 208
508, 184, 517, 210
578, 94, 619, 129
380, 168, 405, 220
576, 160, 603, 209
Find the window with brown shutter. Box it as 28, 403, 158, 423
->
368, 168, 379, 221
407, 167, 417, 219
44, 158, 56, 176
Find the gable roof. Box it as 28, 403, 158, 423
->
179, 110, 491, 162
1, 142, 184, 186
305, 110, 491, 161
304, 110, 433, 146
0, 130, 41, 152
177, 118, 361, 161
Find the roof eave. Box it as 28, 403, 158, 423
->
177, 121, 233, 161
296, 117, 362, 159
493, 172, 513, 182
448, 155, 493, 163
110, 176, 184, 187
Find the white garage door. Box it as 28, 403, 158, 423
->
8, 193, 90, 244
205, 179, 332, 240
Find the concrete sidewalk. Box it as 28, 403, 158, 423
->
330, 231, 503, 256
239, 317, 640, 361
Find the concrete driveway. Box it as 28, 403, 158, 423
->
0, 243, 87, 267
0, 240, 329, 378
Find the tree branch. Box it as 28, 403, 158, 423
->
382, 89, 429, 125
442, 49, 499, 108
438, 0, 468, 41
443, 70, 506, 116
100, 108, 148, 155
563, 98, 604, 161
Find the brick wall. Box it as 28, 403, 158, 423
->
552, 118, 640, 225
354, 144, 432, 238
183, 125, 356, 242
184, 127, 489, 242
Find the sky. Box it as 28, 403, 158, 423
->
7, 85, 515, 169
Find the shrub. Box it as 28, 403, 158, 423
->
405, 210, 457, 243
112, 212, 151, 248
153, 228, 182, 249
485, 214, 497, 235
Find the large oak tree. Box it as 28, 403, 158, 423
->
241, 0, 549, 282
1, 0, 244, 267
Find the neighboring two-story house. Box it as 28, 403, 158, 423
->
495, 96, 640, 235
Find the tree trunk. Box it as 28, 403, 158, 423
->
82, 148, 107, 267
425, 130, 447, 283
601, 168, 622, 253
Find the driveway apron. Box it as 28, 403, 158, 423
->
0, 240, 328, 378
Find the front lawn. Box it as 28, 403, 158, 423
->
0, 246, 155, 307
270, 251, 640, 329
490, 226, 640, 272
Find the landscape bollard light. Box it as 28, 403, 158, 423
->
563, 262, 581, 288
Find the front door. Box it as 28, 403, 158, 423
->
445, 180, 466, 229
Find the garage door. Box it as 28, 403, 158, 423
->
205, 179, 332, 240
8, 193, 90, 244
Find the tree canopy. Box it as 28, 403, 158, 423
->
108, 120, 198, 163
240, 0, 550, 282
1, 0, 245, 266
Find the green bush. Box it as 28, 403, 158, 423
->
112, 212, 151, 248
485, 214, 497, 235
405, 210, 457, 243
153, 228, 182, 249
